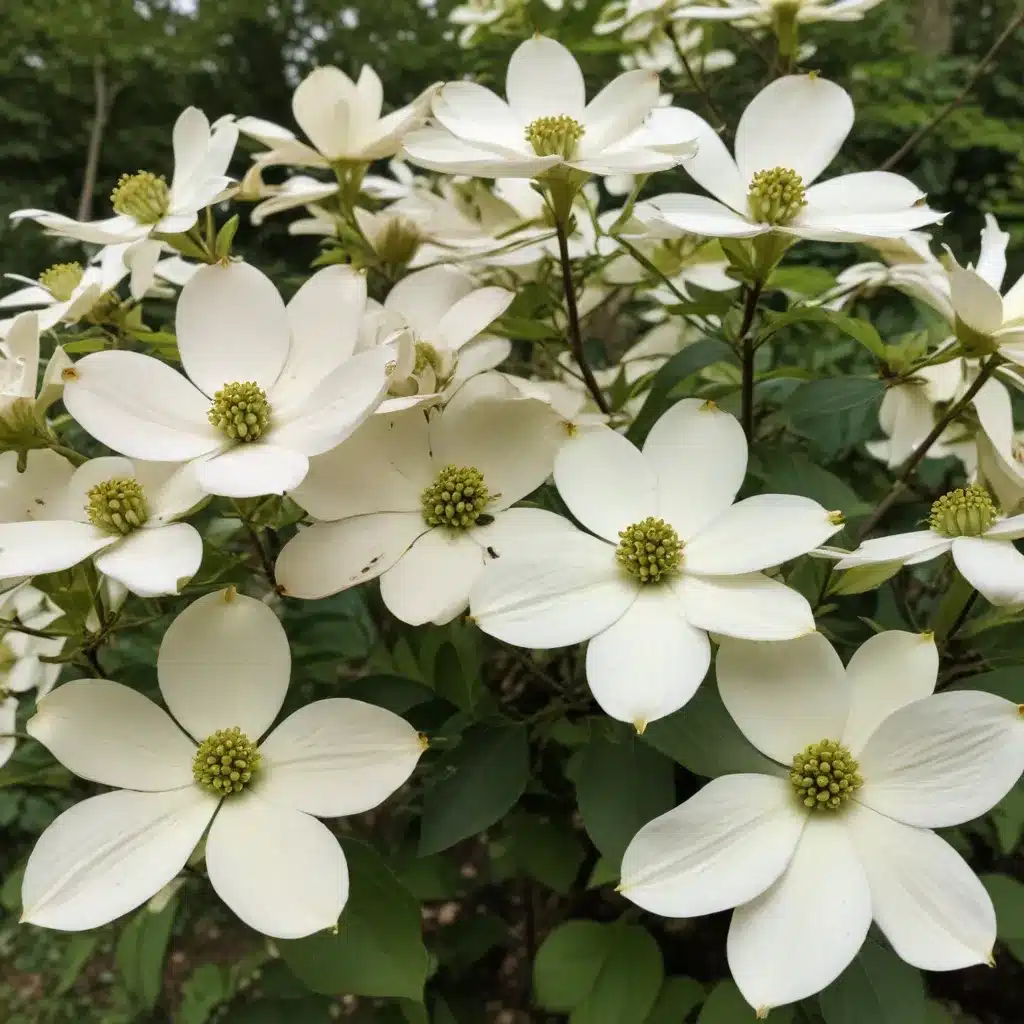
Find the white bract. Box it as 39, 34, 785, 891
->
631, 75, 943, 242
11, 109, 237, 299
620, 630, 1024, 1013
275, 373, 569, 626
236, 66, 437, 168
21, 589, 424, 938
0, 454, 204, 598
0, 312, 71, 431
362, 265, 514, 410
470, 399, 843, 728
680, 0, 886, 25
835, 482, 1024, 607
61, 262, 391, 498
403, 36, 699, 179
946, 214, 1024, 365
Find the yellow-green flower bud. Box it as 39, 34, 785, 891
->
525, 115, 585, 159
86, 478, 149, 535
39, 262, 84, 302
616, 517, 682, 584
193, 727, 261, 796
110, 171, 171, 224
421, 465, 492, 529
747, 167, 807, 226
790, 739, 862, 812
929, 484, 998, 538
208, 382, 271, 442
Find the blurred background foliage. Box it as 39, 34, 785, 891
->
2, 1, 1024, 1022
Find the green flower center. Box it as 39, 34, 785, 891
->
413, 341, 443, 376
525, 115, 585, 159
193, 727, 261, 795
421, 464, 492, 529
208, 381, 271, 442
39, 262, 84, 302
747, 166, 807, 225
376, 215, 423, 266
86, 477, 149, 535
616, 517, 682, 584
110, 171, 171, 224
929, 484, 998, 538
790, 739, 862, 812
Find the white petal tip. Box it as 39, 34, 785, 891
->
61, 367, 79, 382
417, 732, 430, 752
633, 718, 647, 735
919, 630, 935, 645
221, 585, 238, 603
827, 510, 845, 526
756, 1007, 771, 1021
700, 400, 719, 412
987, 952, 996, 968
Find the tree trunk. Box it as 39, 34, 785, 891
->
914, 0, 956, 56
77, 57, 114, 222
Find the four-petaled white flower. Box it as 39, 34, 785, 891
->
61, 262, 391, 499
946, 213, 1024, 365
21, 589, 424, 938
835, 481, 1024, 607
236, 67, 437, 169
0, 453, 204, 598
620, 630, 1024, 1014
470, 399, 844, 729
631, 75, 943, 243
361, 265, 514, 411
403, 36, 698, 179
275, 373, 569, 626
11, 109, 237, 299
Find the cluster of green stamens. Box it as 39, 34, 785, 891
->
413, 341, 443, 376
208, 381, 271, 442
192, 727, 261, 795
86, 478, 149, 535
747, 166, 807, 225
525, 115, 585, 159
39, 262, 84, 302
616, 517, 682, 584
790, 739, 862, 811
110, 171, 171, 223
421, 465, 491, 529
376, 215, 422, 266
928, 484, 998, 538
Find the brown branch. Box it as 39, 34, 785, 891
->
77, 58, 117, 222
880, 6, 1024, 171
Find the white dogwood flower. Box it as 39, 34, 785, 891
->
835, 482, 1024, 607
275, 373, 569, 625
470, 399, 843, 729
0, 312, 71, 433
680, 0, 886, 26
945, 214, 1024, 365
620, 630, 1024, 1014
0, 455, 204, 598
62, 263, 391, 498
236, 67, 437, 169
21, 589, 424, 938
361, 265, 514, 411
403, 36, 698, 179
631, 75, 942, 242
11, 108, 237, 299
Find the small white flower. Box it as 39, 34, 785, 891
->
11, 109, 237, 299
236, 67, 437, 168
61, 262, 391, 499
20, 589, 424, 938
470, 399, 843, 729
361, 265, 514, 411
403, 36, 698, 180
679, 0, 886, 26
275, 373, 569, 626
0, 453, 204, 598
945, 213, 1024, 365
0, 313, 71, 425
631, 75, 943, 243
620, 629, 1023, 1014
835, 482, 1024, 607
0, 246, 129, 338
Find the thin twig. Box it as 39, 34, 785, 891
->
737, 283, 763, 442
855, 355, 1001, 541
880, 7, 1024, 171
555, 220, 611, 415
670, 28, 729, 134
946, 588, 980, 643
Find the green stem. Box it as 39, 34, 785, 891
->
737, 283, 763, 443
932, 571, 978, 643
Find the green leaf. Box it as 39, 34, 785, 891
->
990, 787, 1024, 855
535, 921, 612, 1012
338, 674, 437, 715
575, 723, 675, 863
502, 814, 586, 895
215, 214, 240, 259
572, 924, 664, 1024
419, 723, 529, 855
760, 306, 886, 358
534, 921, 664, 1022
788, 377, 887, 419
698, 980, 793, 1023
219, 998, 332, 1024
280, 840, 429, 1001
433, 640, 480, 712
116, 895, 179, 1013
626, 338, 738, 444
176, 964, 228, 1024
643, 680, 778, 779
642, 977, 705, 1024
758, 452, 869, 517
818, 940, 926, 1024
982, 873, 1024, 962
766, 265, 837, 296
828, 561, 904, 596
951, 667, 1024, 702
54, 933, 100, 998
